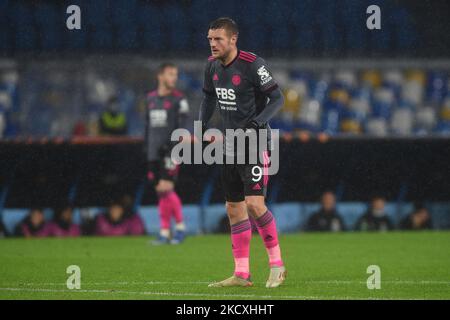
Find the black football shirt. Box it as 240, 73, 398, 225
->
202, 50, 279, 156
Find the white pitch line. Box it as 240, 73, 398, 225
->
3, 280, 449, 286
0, 287, 396, 300
302, 280, 450, 285
3, 281, 211, 286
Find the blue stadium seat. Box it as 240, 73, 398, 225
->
384, 202, 400, 224
271, 202, 302, 233
435, 121, 450, 135
182, 205, 201, 235
321, 108, 341, 135
428, 202, 450, 229
127, 111, 145, 137
203, 203, 226, 233
426, 72, 447, 104
138, 205, 201, 235
138, 206, 160, 235
336, 202, 367, 229
1, 209, 29, 234
71, 208, 82, 225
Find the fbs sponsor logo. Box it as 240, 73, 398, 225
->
215, 88, 236, 100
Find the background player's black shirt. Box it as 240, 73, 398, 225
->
145, 89, 189, 161
202, 50, 279, 155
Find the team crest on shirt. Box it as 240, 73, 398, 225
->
232, 74, 241, 86
163, 100, 172, 109
257, 65, 272, 85
213, 73, 219, 81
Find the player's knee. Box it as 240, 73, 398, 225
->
225, 202, 244, 219
225, 201, 240, 213
245, 198, 266, 216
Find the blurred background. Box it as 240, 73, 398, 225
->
0, 0, 449, 238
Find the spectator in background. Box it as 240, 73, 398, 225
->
355, 196, 394, 231
47, 204, 80, 237
306, 191, 346, 232
98, 96, 128, 136
400, 205, 432, 230
95, 200, 129, 236
121, 194, 145, 235
14, 208, 51, 238
95, 199, 145, 236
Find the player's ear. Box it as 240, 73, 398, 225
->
230, 34, 237, 45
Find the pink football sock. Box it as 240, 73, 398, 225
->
230, 219, 252, 279
157, 191, 172, 230
255, 210, 284, 267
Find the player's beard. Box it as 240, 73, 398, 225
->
217, 46, 234, 63
164, 81, 176, 91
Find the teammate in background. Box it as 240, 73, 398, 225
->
145, 63, 190, 245
199, 18, 286, 288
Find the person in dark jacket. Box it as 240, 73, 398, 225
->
14, 208, 51, 238
95, 200, 129, 236
47, 204, 80, 237
121, 194, 145, 236
355, 196, 394, 231
400, 205, 432, 230
306, 191, 346, 232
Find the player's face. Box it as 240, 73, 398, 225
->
109, 205, 124, 222
372, 198, 385, 211
61, 208, 73, 223
207, 28, 237, 60
322, 192, 336, 211
158, 67, 178, 90
30, 210, 44, 227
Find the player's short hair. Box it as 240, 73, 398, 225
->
209, 17, 239, 36
157, 62, 177, 75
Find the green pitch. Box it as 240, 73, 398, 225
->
0, 231, 449, 300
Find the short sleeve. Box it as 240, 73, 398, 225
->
251, 57, 278, 93
203, 61, 215, 95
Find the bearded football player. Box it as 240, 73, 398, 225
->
199, 18, 286, 288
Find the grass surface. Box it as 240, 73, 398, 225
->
0, 231, 449, 300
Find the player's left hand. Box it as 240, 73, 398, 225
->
245, 120, 260, 131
